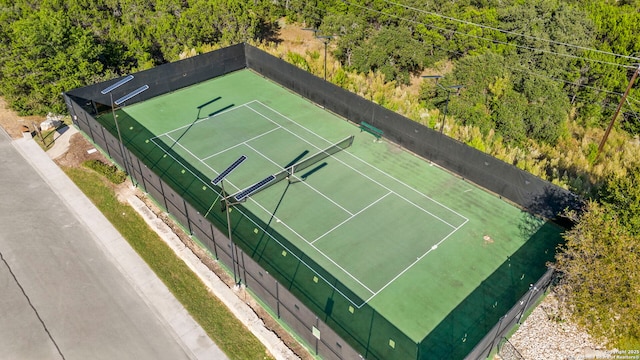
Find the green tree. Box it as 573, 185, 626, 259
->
350, 26, 427, 84
491, 85, 528, 145
555, 201, 640, 347
0, 7, 104, 114
519, 75, 570, 145
598, 165, 640, 235
321, 12, 369, 68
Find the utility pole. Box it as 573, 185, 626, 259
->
597, 63, 640, 158
422, 75, 463, 133
302, 28, 333, 81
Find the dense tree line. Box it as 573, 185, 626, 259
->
1, 0, 638, 349
555, 168, 640, 348
289, 0, 640, 147
0, 0, 282, 114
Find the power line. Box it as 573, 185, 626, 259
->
339, 0, 634, 69
379, 0, 640, 64
299, 0, 640, 110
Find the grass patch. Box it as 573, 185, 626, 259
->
63, 166, 274, 360
82, 159, 126, 184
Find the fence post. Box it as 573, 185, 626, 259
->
315, 316, 319, 355
276, 281, 280, 318
241, 250, 247, 285
486, 315, 505, 358
518, 284, 537, 324
210, 222, 219, 260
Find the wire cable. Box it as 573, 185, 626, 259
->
298, 0, 640, 110
380, 0, 640, 63
339, 0, 635, 69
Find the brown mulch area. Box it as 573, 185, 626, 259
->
0, 98, 42, 139
53, 132, 107, 167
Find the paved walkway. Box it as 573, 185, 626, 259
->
47, 125, 78, 160
0, 127, 227, 360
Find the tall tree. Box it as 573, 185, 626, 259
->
350, 26, 427, 84
555, 201, 640, 347
0, 7, 104, 114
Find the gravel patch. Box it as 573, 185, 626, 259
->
503, 293, 610, 360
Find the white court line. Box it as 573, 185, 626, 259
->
247, 196, 376, 296
311, 192, 392, 244
245, 105, 326, 153
154, 101, 254, 139
202, 127, 281, 161
363, 218, 469, 304
147, 136, 370, 306
243, 142, 354, 217
149, 136, 235, 189
164, 134, 208, 166
248, 101, 464, 229
247, 201, 310, 245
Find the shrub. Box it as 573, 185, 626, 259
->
82, 160, 126, 184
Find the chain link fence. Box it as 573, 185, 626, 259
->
65, 43, 572, 360
498, 338, 525, 360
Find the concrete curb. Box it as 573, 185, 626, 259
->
128, 196, 300, 360
11, 135, 226, 360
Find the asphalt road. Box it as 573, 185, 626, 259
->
0, 128, 226, 360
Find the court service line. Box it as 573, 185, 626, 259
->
308, 241, 376, 296
245, 106, 326, 152
155, 102, 253, 138
247, 200, 310, 243
164, 134, 208, 165
156, 134, 246, 194
232, 196, 376, 300
249, 101, 468, 226
201, 126, 282, 161
151, 131, 370, 307
311, 192, 392, 244
247, 191, 376, 296
242, 142, 354, 217
363, 218, 469, 304
342, 154, 468, 223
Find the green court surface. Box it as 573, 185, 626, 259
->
108, 69, 562, 349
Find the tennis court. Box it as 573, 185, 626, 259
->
97, 68, 563, 355
147, 98, 468, 303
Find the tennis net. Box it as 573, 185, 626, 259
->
291, 135, 354, 174
231, 135, 354, 201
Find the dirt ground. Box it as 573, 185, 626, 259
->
0, 98, 43, 139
